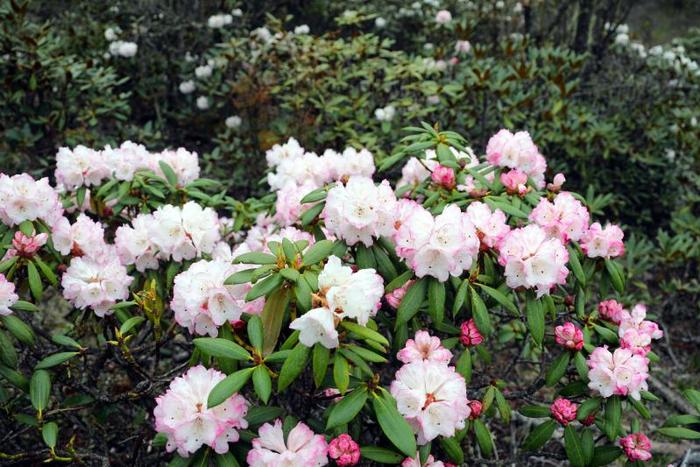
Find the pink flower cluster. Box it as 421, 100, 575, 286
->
486, 129, 547, 189
497, 224, 569, 296
3, 231, 48, 260
53, 214, 110, 260
394, 203, 479, 282
618, 304, 663, 355
598, 299, 626, 323
0, 274, 18, 316
323, 177, 397, 246
328, 434, 360, 467
587, 346, 649, 400
398, 147, 477, 188
56, 142, 200, 191
466, 202, 510, 249
402, 453, 455, 467
0, 174, 63, 227
554, 322, 584, 350
529, 192, 590, 242
581, 222, 625, 258
550, 397, 577, 426
154, 366, 248, 457
619, 432, 652, 462
460, 319, 483, 347
247, 419, 328, 466
392, 331, 470, 444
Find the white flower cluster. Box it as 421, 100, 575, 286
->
55, 142, 200, 191
108, 41, 138, 58
375, 105, 396, 122
0, 174, 63, 227
207, 13, 233, 29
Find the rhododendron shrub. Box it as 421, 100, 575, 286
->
0, 125, 696, 465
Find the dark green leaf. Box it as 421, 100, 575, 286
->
372, 390, 417, 457
522, 419, 557, 450
277, 342, 310, 392
193, 338, 251, 361
396, 278, 427, 328
326, 386, 368, 429
252, 365, 272, 404
35, 352, 79, 370
545, 352, 570, 387
208, 368, 254, 408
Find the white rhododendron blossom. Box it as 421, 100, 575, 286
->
0, 274, 18, 316
398, 330, 453, 364
486, 129, 547, 188
61, 251, 133, 316
154, 366, 249, 457
529, 192, 590, 242
207, 13, 233, 29
247, 419, 328, 466
149, 202, 221, 262
109, 40, 138, 57
466, 201, 511, 249
55, 145, 111, 190
323, 177, 397, 246
391, 360, 470, 444
0, 174, 63, 226
581, 222, 625, 258
265, 137, 306, 168
171, 259, 243, 336
289, 306, 339, 349
179, 80, 195, 94
498, 224, 569, 296
114, 213, 160, 271
398, 146, 478, 187
395, 204, 479, 282
52, 214, 109, 260
159, 148, 201, 185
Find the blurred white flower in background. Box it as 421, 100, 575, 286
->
109, 41, 138, 58
435, 10, 452, 24
104, 27, 118, 41
294, 24, 310, 35
225, 116, 242, 129
179, 80, 195, 95
195, 64, 212, 79
374, 105, 396, 122
196, 96, 209, 110
231, 8, 242, 17
207, 14, 233, 29
375, 17, 386, 28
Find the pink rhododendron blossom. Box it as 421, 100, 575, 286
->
497, 224, 569, 297
115, 213, 160, 271
619, 432, 652, 462
61, 251, 133, 317
385, 280, 414, 309
4, 231, 48, 259
402, 453, 454, 467
468, 400, 483, 419
149, 202, 221, 261
171, 259, 245, 336
598, 299, 626, 324
466, 201, 510, 249
618, 304, 663, 355
328, 434, 360, 467
435, 10, 452, 24
394, 204, 479, 282
398, 330, 453, 364
55, 145, 111, 190
52, 214, 109, 260
0, 274, 18, 316
550, 398, 578, 426
398, 147, 477, 187
154, 365, 248, 457
98, 142, 200, 185
500, 169, 529, 195
460, 319, 483, 347
247, 419, 328, 467
391, 360, 470, 444
0, 173, 63, 227
547, 173, 566, 192
529, 192, 590, 242
431, 164, 456, 189
554, 322, 584, 350
323, 177, 397, 246
455, 40, 471, 54
274, 180, 318, 226
486, 129, 547, 188
581, 222, 625, 258
587, 346, 649, 400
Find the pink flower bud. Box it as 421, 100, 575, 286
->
547, 173, 566, 192
582, 413, 596, 426
385, 280, 414, 310
619, 432, 652, 462
431, 165, 456, 190
500, 169, 529, 195
468, 400, 483, 419
328, 434, 360, 467
550, 398, 577, 426
10, 231, 48, 258
460, 319, 483, 347
598, 299, 625, 324
554, 322, 584, 351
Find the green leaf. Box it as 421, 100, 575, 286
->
0, 256, 18, 274
470, 286, 492, 336
455, 349, 472, 382
355, 244, 376, 269
604, 396, 621, 440
656, 427, 700, 439
312, 344, 330, 388
233, 251, 278, 265
300, 202, 325, 226
360, 446, 404, 464
248, 316, 264, 351
452, 280, 469, 316
215, 451, 240, 467
327, 386, 368, 429
340, 321, 389, 346
30, 369, 50, 413
573, 351, 588, 380
346, 344, 387, 363
252, 365, 272, 404
35, 352, 79, 370
372, 390, 417, 457
475, 283, 518, 315
261, 288, 290, 355
246, 406, 285, 427
630, 397, 651, 419
372, 244, 398, 281
0, 365, 28, 390
525, 297, 544, 346
567, 246, 586, 286
277, 342, 310, 392
33, 256, 57, 286
590, 446, 622, 466
495, 389, 511, 424
293, 276, 312, 311
0, 330, 17, 368
396, 278, 427, 328
2, 315, 34, 345
333, 354, 350, 394
522, 419, 557, 450
19, 221, 34, 237
51, 334, 82, 349
440, 436, 464, 464
576, 397, 601, 421
473, 418, 494, 457
663, 414, 700, 427
384, 270, 413, 293
168, 454, 191, 467
224, 268, 256, 285
427, 278, 445, 324
208, 368, 254, 408
193, 338, 251, 361
119, 316, 145, 335
27, 260, 43, 302
545, 352, 570, 387
158, 160, 179, 187
10, 300, 39, 312
42, 422, 58, 449
604, 259, 624, 293
683, 388, 700, 413
520, 405, 551, 418
246, 273, 284, 301
581, 428, 594, 466
564, 425, 585, 467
